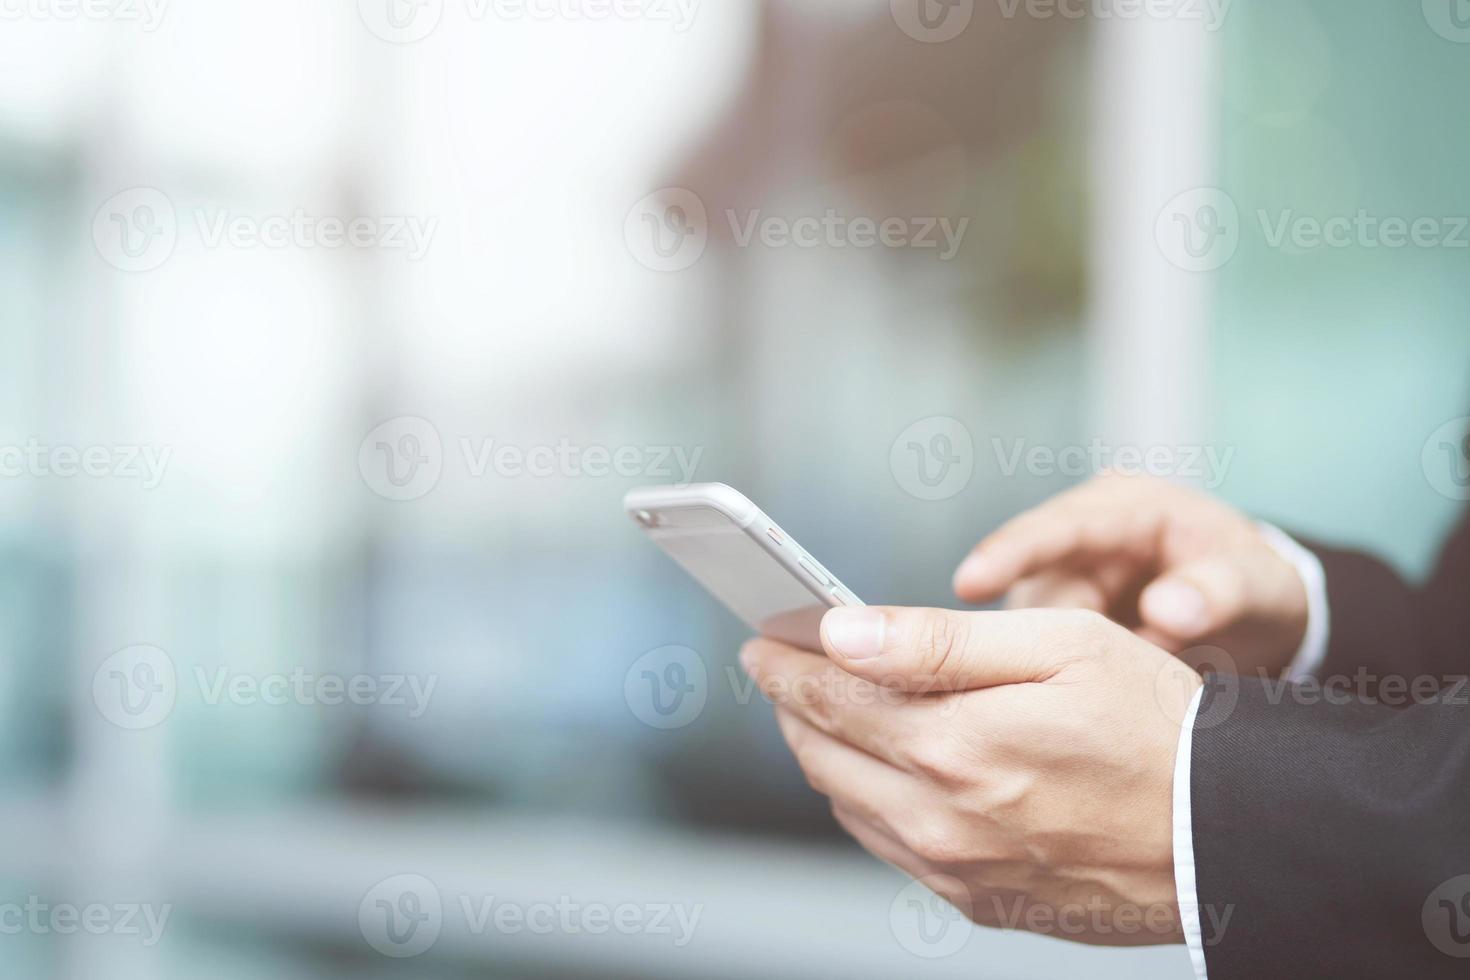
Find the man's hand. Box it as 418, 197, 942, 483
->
953, 473, 1309, 676
740, 604, 1203, 946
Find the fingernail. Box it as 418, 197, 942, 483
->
738, 646, 756, 673
1146, 581, 1208, 633
823, 608, 887, 660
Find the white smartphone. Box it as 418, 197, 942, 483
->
625, 483, 864, 651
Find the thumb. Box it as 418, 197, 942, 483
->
819, 606, 1082, 692
1138, 556, 1248, 643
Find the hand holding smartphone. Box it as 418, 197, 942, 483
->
625, 483, 863, 651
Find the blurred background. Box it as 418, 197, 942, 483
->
1, 0, 1468, 977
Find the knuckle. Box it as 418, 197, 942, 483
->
1074, 515, 1111, 548
903, 817, 969, 865
909, 611, 970, 684
981, 769, 1036, 821
1051, 607, 1111, 647
903, 728, 970, 785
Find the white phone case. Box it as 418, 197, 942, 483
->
625, 483, 863, 650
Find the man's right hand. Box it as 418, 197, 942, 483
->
952, 473, 1310, 676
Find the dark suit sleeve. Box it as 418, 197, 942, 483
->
1190, 677, 1470, 978
1188, 513, 1470, 977
1298, 508, 1470, 682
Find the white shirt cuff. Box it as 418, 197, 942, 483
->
1256, 522, 1330, 681
1172, 684, 1208, 980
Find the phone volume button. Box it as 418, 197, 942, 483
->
798, 557, 831, 588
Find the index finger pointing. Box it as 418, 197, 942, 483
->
953, 497, 1157, 603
